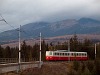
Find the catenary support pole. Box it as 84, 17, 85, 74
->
18, 25, 21, 71
95, 44, 96, 59
39, 32, 42, 68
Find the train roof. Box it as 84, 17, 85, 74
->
46, 50, 87, 53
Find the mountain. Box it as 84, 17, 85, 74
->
0, 18, 100, 42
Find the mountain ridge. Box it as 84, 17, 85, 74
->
0, 17, 100, 42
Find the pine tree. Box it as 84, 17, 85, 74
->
0, 45, 3, 58
21, 40, 28, 61
5, 46, 11, 58
32, 43, 39, 60
70, 34, 78, 51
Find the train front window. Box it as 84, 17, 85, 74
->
49, 52, 52, 55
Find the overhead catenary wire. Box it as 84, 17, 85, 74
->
0, 14, 31, 38
0, 13, 16, 30
0, 13, 44, 41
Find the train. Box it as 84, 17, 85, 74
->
46, 50, 88, 61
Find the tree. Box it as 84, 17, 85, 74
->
27, 45, 33, 61
32, 43, 39, 60
21, 40, 28, 61
97, 43, 100, 59
70, 34, 79, 51
82, 39, 94, 59
41, 40, 48, 61
10, 47, 18, 58
0, 45, 3, 58
5, 46, 11, 58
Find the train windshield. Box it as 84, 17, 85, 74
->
49, 52, 52, 55
46, 51, 53, 56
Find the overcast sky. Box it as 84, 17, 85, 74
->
0, 0, 100, 32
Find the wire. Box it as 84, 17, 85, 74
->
0, 13, 16, 30
0, 13, 43, 41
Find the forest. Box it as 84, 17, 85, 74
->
0, 34, 100, 61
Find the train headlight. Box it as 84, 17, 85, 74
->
50, 57, 52, 58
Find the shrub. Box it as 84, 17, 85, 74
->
81, 68, 92, 75
95, 59, 100, 75
73, 61, 80, 71
86, 61, 94, 72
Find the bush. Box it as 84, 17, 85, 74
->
86, 61, 94, 72
67, 69, 77, 75
95, 59, 100, 75
81, 62, 86, 72
73, 61, 80, 71
81, 68, 92, 75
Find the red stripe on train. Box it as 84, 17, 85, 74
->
46, 56, 88, 61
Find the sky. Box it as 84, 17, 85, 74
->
0, 0, 100, 32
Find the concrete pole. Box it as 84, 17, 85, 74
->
18, 25, 21, 71
95, 44, 96, 59
39, 32, 42, 68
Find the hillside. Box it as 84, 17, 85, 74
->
0, 18, 100, 42
1, 34, 100, 47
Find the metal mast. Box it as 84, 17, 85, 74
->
19, 25, 21, 65
39, 32, 41, 62
95, 44, 96, 59
39, 32, 42, 68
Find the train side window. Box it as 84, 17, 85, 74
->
62, 53, 64, 56
82, 53, 84, 56
84, 53, 87, 56
54, 53, 57, 55
65, 53, 67, 56
55, 53, 59, 56
57, 53, 59, 55
74, 53, 76, 56
77, 53, 78, 56
79, 53, 81, 56
71, 53, 73, 56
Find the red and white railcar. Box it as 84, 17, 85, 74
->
46, 50, 88, 61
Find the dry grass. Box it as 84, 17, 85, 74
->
20, 62, 70, 75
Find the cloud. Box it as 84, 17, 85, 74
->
0, 0, 100, 31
